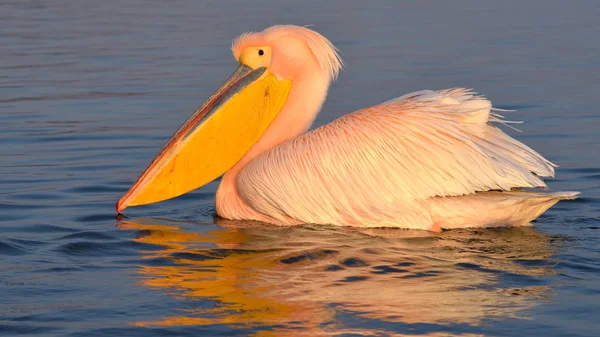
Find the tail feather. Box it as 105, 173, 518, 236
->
428, 191, 579, 230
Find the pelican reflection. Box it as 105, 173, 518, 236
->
119, 218, 557, 336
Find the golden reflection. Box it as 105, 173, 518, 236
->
119, 218, 556, 336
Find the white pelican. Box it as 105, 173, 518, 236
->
117, 25, 577, 231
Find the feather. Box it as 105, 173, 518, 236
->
237, 88, 560, 228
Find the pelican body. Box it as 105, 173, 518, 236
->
117, 25, 577, 231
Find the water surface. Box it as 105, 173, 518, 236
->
1, 1, 599, 336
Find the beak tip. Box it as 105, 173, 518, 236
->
116, 199, 126, 214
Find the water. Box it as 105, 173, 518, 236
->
1, 1, 599, 336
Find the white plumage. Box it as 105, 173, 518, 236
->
237, 89, 575, 229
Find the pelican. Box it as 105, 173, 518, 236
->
117, 25, 577, 231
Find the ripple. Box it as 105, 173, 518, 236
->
338, 275, 369, 282
65, 326, 230, 337
456, 262, 503, 274
54, 231, 116, 241
279, 249, 339, 265
325, 264, 345, 272
0, 241, 28, 255
7, 238, 49, 247
7, 191, 68, 201
0, 324, 61, 335
33, 266, 85, 273
137, 257, 181, 267
0, 91, 147, 104
74, 214, 119, 223
495, 104, 542, 110
53, 240, 161, 257
565, 167, 600, 174
68, 185, 125, 194
340, 257, 369, 267
0, 224, 76, 234
372, 265, 409, 274
402, 271, 441, 279
170, 252, 218, 262
0, 202, 51, 212
559, 258, 600, 274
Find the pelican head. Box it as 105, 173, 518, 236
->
232, 25, 342, 83
117, 25, 343, 213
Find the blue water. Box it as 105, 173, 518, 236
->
1, 1, 599, 336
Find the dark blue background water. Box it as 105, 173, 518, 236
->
1, 1, 599, 336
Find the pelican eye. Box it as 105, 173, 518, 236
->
239, 47, 270, 68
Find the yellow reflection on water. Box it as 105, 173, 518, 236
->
120, 218, 555, 336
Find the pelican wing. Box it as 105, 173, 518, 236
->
237, 88, 555, 228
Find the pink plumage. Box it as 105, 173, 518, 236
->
215, 25, 577, 230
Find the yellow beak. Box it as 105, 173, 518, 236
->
117, 65, 291, 213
